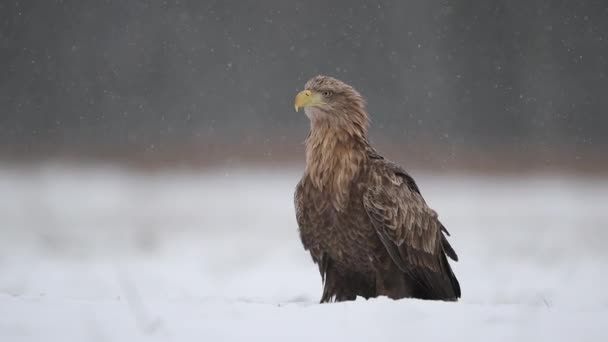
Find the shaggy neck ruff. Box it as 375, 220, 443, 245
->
304, 107, 370, 210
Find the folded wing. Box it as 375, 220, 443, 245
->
363, 169, 461, 300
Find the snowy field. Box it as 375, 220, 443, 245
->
1, 163, 607, 341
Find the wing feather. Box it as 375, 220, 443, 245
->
363, 165, 460, 300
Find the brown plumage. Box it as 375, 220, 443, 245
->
293, 75, 461, 303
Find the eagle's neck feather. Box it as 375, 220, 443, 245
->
305, 117, 368, 210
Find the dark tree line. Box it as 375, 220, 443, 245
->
1, 1, 606, 163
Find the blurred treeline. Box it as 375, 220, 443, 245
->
1, 1, 606, 172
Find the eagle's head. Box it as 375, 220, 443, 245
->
294, 75, 368, 135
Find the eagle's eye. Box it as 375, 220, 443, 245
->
322, 91, 333, 97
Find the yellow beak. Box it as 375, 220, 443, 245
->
294, 90, 312, 112
294, 89, 325, 112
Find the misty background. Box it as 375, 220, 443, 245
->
2, 2, 608, 340
1, 0, 606, 172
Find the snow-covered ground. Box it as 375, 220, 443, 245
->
1, 163, 607, 341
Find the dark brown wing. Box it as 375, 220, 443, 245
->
363, 165, 461, 300
367, 151, 458, 263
